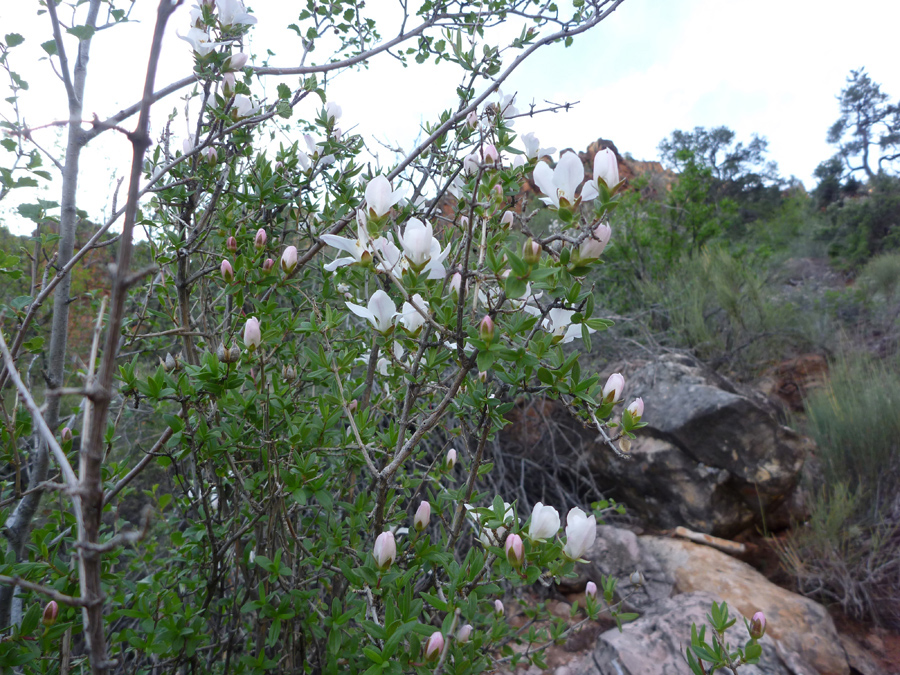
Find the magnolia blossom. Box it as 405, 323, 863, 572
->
577, 224, 612, 262
178, 27, 223, 56
500, 211, 514, 227
462, 152, 480, 174
222, 71, 236, 95
346, 290, 397, 334
585, 581, 598, 598
373, 531, 396, 571
254, 228, 267, 249
479, 315, 495, 344
445, 448, 458, 470
563, 507, 597, 560
399, 294, 430, 333
749, 611, 767, 639
466, 110, 478, 129
627, 398, 644, 421
61, 427, 73, 442
482, 144, 500, 165
42, 601, 59, 627
325, 101, 342, 122
303, 133, 335, 166
321, 218, 373, 271
528, 502, 560, 541
602, 373, 625, 403
581, 148, 620, 201
467, 502, 515, 547
220, 259, 234, 282
456, 624, 473, 643
496, 90, 518, 121
398, 219, 434, 268
505, 533, 524, 568
243, 317, 261, 349
365, 175, 405, 218
280, 245, 298, 273
414, 501, 431, 531
226, 51, 248, 70
494, 599, 505, 616
449, 271, 462, 295
533, 151, 587, 208
521, 132, 556, 160
372, 236, 403, 274
424, 632, 444, 661
261, 258, 274, 273
541, 308, 596, 345
216, 0, 257, 26
232, 94, 259, 119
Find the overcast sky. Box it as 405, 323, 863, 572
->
2, 0, 899, 235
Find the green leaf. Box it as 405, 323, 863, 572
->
277, 83, 291, 100
5, 34, 24, 48
23, 336, 44, 353
276, 101, 293, 118
66, 25, 96, 41
20, 603, 41, 636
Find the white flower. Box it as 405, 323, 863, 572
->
521, 132, 555, 160
563, 507, 596, 561
345, 289, 397, 333
216, 0, 257, 26
325, 101, 342, 122
462, 153, 480, 174
496, 90, 519, 122
365, 176, 405, 218
528, 502, 560, 541
372, 236, 404, 275
577, 223, 612, 262
178, 27, 223, 56
467, 502, 515, 547
541, 308, 595, 344
399, 294, 430, 333
303, 133, 335, 166
231, 94, 259, 119
581, 148, 620, 201
399, 219, 435, 268
533, 151, 585, 209
321, 218, 372, 271
373, 531, 396, 570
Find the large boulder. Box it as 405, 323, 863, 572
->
594, 354, 810, 535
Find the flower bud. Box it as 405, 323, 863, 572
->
626, 397, 644, 422
748, 611, 766, 640
221, 259, 234, 282
203, 146, 218, 165
479, 315, 495, 345
456, 624, 473, 643
373, 531, 396, 571
629, 570, 645, 586
500, 211, 514, 228
493, 599, 505, 616
449, 271, 462, 296
243, 317, 261, 350
585, 581, 598, 598
281, 245, 298, 274
478, 371, 488, 384
254, 228, 267, 250
459, 215, 470, 229
466, 110, 478, 129
348, 399, 358, 414
223, 71, 236, 96
445, 448, 458, 470
262, 258, 275, 274
325, 101, 342, 123
414, 501, 431, 532
61, 427, 73, 443
163, 353, 177, 372
602, 373, 625, 404
424, 631, 444, 661
282, 365, 297, 382
226, 52, 248, 71
42, 600, 58, 627
483, 144, 499, 165
504, 533, 524, 568
226, 236, 238, 253
523, 238, 541, 265
577, 223, 612, 263
217, 343, 239, 363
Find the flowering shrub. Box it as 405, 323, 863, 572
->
0, 1, 766, 673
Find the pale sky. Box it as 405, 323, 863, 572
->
2, 0, 899, 235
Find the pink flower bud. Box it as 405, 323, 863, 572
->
626, 397, 644, 422
577, 223, 612, 263
500, 211, 514, 228
262, 258, 275, 274
42, 600, 58, 627
203, 146, 218, 165
523, 238, 541, 265
221, 259, 234, 282
504, 533, 524, 568
226, 236, 238, 253
424, 631, 444, 661
445, 448, 458, 470
479, 315, 495, 345
493, 183, 504, 199
281, 245, 298, 274
494, 599, 505, 616
414, 501, 431, 532
348, 399, 358, 413
483, 144, 499, 165
456, 624, 473, 643
466, 110, 478, 129
460, 215, 470, 229
254, 228, 267, 250
749, 611, 766, 639
602, 373, 625, 403
478, 371, 488, 383
61, 427, 73, 443
226, 52, 248, 71
243, 317, 261, 350
630, 570, 645, 586
585, 581, 598, 598
373, 531, 396, 571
